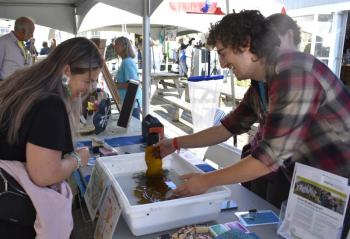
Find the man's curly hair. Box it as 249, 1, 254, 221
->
207, 10, 280, 62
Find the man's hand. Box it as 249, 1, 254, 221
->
154, 138, 176, 158
173, 173, 210, 197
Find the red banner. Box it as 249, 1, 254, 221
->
169, 2, 218, 13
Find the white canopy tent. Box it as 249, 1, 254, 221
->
79, 2, 224, 34
0, 0, 287, 116
0, 0, 164, 34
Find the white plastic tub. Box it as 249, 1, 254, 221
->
97, 152, 231, 236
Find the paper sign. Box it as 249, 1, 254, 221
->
278, 163, 350, 239
94, 185, 122, 239
84, 163, 109, 220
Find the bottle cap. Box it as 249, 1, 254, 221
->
147, 133, 159, 145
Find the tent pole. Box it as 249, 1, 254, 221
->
142, 0, 151, 118
226, 0, 230, 14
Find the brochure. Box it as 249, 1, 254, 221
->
278, 163, 350, 239
235, 210, 280, 227
84, 163, 109, 220
94, 185, 122, 239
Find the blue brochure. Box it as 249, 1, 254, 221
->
235, 210, 280, 227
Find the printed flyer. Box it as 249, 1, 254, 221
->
94, 185, 122, 239
278, 163, 350, 239
84, 163, 109, 220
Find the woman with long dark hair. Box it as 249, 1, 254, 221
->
0, 37, 103, 238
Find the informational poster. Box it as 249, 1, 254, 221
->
84, 163, 109, 220
278, 163, 350, 239
94, 185, 122, 239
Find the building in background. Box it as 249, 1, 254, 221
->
279, 0, 350, 86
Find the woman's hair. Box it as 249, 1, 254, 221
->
189, 38, 195, 45
267, 13, 301, 46
0, 37, 103, 144
114, 36, 136, 59
50, 38, 56, 48
207, 10, 280, 63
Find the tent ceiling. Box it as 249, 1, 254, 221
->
0, 0, 164, 34
98, 0, 163, 16
1, 1, 348, 34
79, 2, 224, 35
92, 24, 199, 39
0, 0, 84, 33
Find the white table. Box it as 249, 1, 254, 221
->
75, 113, 142, 142
150, 71, 184, 97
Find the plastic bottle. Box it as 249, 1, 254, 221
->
145, 133, 162, 176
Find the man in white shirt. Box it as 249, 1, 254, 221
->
0, 16, 35, 80
185, 38, 195, 77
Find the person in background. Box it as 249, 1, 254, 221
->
105, 38, 117, 61
49, 38, 57, 51
114, 36, 142, 119
185, 38, 195, 77
25, 38, 38, 57
267, 13, 300, 52
178, 38, 188, 76
136, 44, 142, 69
150, 39, 163, 72
0, 37, 103, 238
39, 41, 50, 55
156, 11, 350, 235
0, 16, 35, 80
130, 39, 139, 62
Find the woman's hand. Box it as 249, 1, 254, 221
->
75, 147, 89, 167
154, 138, 176, 158
173, 173, 210, 197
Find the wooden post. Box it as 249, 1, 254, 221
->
91, 38, 122, 112
101, 62, 122, 111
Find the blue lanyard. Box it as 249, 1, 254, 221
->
258, 82, 268, 113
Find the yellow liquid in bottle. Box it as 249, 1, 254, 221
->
145, 145, 162, 177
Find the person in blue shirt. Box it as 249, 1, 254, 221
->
177, 38, 188, 76
39, 41, 50, 55
114, 36, 142, 119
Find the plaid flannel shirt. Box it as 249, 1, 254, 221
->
222, 52, 350, 178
